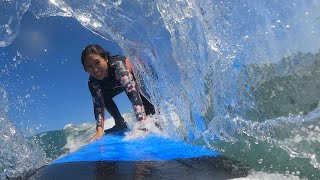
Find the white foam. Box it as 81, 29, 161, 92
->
61, 122, 95, 155
60, 113, 161, 155
231, 171, 301, 180
124, 114, 167, 141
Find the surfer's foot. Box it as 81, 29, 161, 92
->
104, 122, 128, 134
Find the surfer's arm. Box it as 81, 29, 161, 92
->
88, 78, 105, 142
125, 58, 133, 74
112, 59, 146, 121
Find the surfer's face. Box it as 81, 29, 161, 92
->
83, 54, 108, 80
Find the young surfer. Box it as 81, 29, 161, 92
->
81, 44, 155, 142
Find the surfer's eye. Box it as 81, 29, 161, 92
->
85, 66, 92, 71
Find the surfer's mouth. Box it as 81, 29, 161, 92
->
95, 72, 102, 76
94, 71, 106, 80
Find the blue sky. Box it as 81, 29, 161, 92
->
0, 11, 133, 135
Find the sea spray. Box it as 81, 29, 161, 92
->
0, 88, 46, 179
0, 0, 30, 47
1, 0, 320, 179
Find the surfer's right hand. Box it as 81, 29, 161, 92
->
89, 127, 103, 143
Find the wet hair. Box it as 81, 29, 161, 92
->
81, 44, 110, 70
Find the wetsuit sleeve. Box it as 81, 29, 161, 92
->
88, 78, 105, 128
111, 59, 146, 121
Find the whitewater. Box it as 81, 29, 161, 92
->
1, 0, 320, 179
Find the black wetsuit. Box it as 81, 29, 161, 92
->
88, 55, 155, 128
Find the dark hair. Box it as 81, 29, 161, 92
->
81, 44, 110, 70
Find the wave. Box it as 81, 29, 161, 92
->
0, 88, 46, 179
31, 112, 156, 161
245, 51, 320, 121
1, 0, 320, 179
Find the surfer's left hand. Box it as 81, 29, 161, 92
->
89, 127, 103, 143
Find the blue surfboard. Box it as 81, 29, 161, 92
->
29, 134, 251, 179
53, 134, 220, 163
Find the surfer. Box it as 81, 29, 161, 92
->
81, 44, 155, 142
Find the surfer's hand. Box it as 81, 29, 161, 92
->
89, 127, 103, 143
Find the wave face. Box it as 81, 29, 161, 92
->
1, 0, 320, 179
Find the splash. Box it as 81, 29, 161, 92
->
0, 87, 46, 179
0, 0, 30, 47
61, 113, 165, 154
0, 51, 47, 136
1, 0, 320, 179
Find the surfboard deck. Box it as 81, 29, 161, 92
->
27, 134, 251, 179
53, 133, 220, 163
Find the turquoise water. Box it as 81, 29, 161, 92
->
1, 0, 320, 179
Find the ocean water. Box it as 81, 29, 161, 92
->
1, 0, 320, 179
